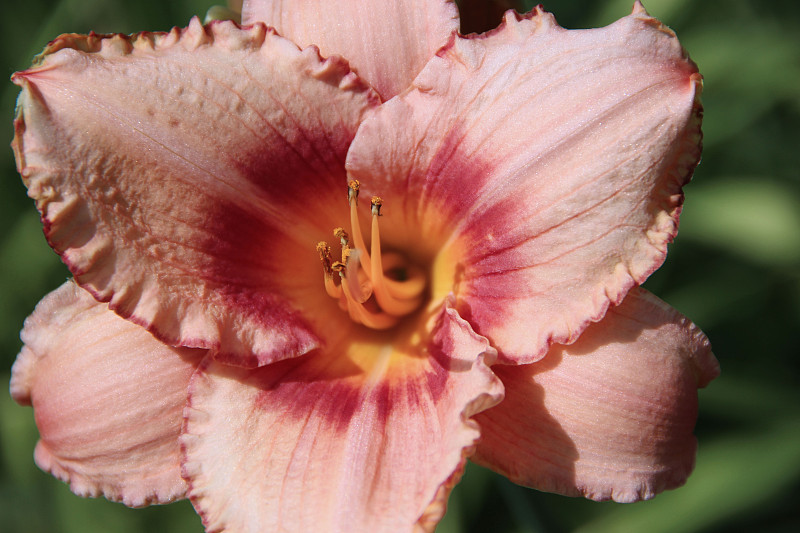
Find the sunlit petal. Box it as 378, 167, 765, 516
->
473, 288, 719, 502
11, 281, 204, 507
181, 300, 503, 532
12, 19, 379, 366
242, 0, 459, 99
347, 4, 703, 364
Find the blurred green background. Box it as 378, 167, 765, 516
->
1, 0, 798, 531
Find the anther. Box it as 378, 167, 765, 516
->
319, 241, 342, 299
348, 180, 360, 205
371, 196, 383, 216
341, 246, 353, 264
333, 227, 349, 248
316, 241, 332, 273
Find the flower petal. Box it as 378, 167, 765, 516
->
181, 300, 503, 532
12, 19, 379, 366
10, 281, 205, 507
346, 4, 703, 364
472, 288, 719, 503
241, 0, 459, 100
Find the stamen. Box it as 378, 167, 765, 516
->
381, 252, 427, 298
316, 241, 332, 274
342, 247, 370, 303
347, 179, 360, 205
317, 241, 341, 298
333, 227, 349, 248
340, 272, 398, 329
370, 197, 423, 316
317, 182, 427, 329
364, 196, 423, 297
348, 183, 372, 276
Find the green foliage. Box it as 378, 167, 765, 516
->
2, 1, 798, 531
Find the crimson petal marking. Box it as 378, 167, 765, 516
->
347, 4, 703, 365
12, 19, 379, 366
242, 0, 459, 100
181, 301, 503, 533
10, 281, 205, 507
473, 288, 719, 502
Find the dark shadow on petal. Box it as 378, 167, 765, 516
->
472, 351, 581, 497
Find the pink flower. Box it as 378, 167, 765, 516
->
10, 1, 720, 531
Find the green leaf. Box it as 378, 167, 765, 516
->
680, 177, 800, 267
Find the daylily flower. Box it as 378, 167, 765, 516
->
10, 0, 719, 531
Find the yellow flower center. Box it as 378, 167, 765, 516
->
317, 180, 427, 329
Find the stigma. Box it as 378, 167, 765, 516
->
317, 181, 426, 329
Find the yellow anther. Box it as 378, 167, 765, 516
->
333, 227, 349, 248
371, 196, 383, 216
341, 246, 353, 264
317, 241, 342, 298
348, 179, 360, 205
317, 241, 332, 268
